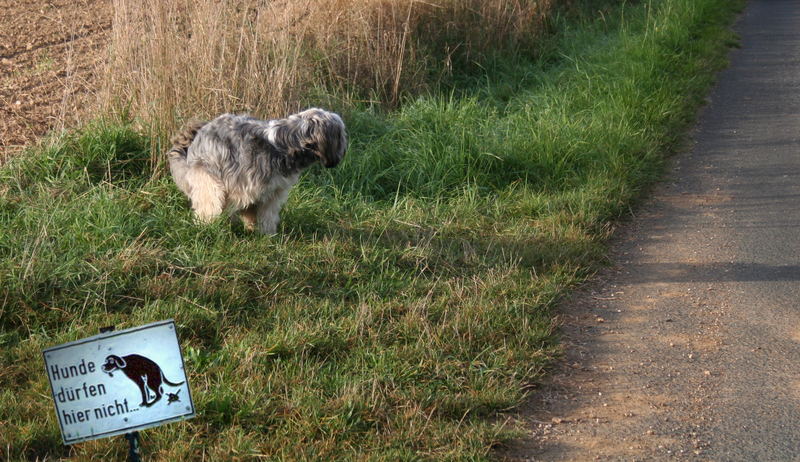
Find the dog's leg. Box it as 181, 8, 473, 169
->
235, 204, 258, 231
186, 167, 225, 222
256, 186, 292, 234
152, 382, 163, 404
138, 378, 150, 407
256, 174, 300, 234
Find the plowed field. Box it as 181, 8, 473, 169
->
0, 0, 110, 158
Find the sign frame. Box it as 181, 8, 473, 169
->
43, 319, 195, 445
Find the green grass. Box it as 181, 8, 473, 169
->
0, 0, 742, 459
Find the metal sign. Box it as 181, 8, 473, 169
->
42, 319, 195, 445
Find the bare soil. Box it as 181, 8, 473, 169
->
0, 0, 111, 159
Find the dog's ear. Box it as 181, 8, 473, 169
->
113, 356, 127, 368
303, 140, 319, 155
309, 116, 347, 168
300, 119, 329, 165
301, 119, 319, 149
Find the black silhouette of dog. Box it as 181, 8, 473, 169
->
102, 354, 185, 407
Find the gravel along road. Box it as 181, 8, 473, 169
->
502, 0, 800, 460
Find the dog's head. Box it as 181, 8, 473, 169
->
282, 108, 348, 169
101, 355, 126, 376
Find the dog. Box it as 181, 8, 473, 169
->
102, 354, 185, 407
167, 108, 347, 234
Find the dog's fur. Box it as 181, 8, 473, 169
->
168, 108, 347, 234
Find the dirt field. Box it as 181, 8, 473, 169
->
0, 0, 110, 159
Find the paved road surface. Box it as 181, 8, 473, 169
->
503, 0, 800, 460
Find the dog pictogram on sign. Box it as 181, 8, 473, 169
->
102, 354, 185, 407
43, 320, 195, 445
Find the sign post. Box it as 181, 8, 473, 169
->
43, 319, 195, 454
125, 431, 142, 462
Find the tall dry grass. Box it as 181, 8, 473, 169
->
101, 0, 552, 165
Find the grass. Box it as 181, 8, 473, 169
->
0, 0, 742, 459
104, 0, 552, 162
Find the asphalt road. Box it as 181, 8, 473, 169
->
502, 0, 800, 460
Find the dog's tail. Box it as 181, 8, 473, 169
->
167, 119, 206, 195
160, 370, 185, 387
167, 119, 207, 160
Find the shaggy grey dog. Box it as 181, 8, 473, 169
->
168, 108, 347, 234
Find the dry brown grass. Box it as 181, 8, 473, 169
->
101, 0, 552, 164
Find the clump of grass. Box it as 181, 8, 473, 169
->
102, 0, 552, 164
1, 0, 742, 459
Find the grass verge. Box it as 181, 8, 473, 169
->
1, 0, 742, 459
